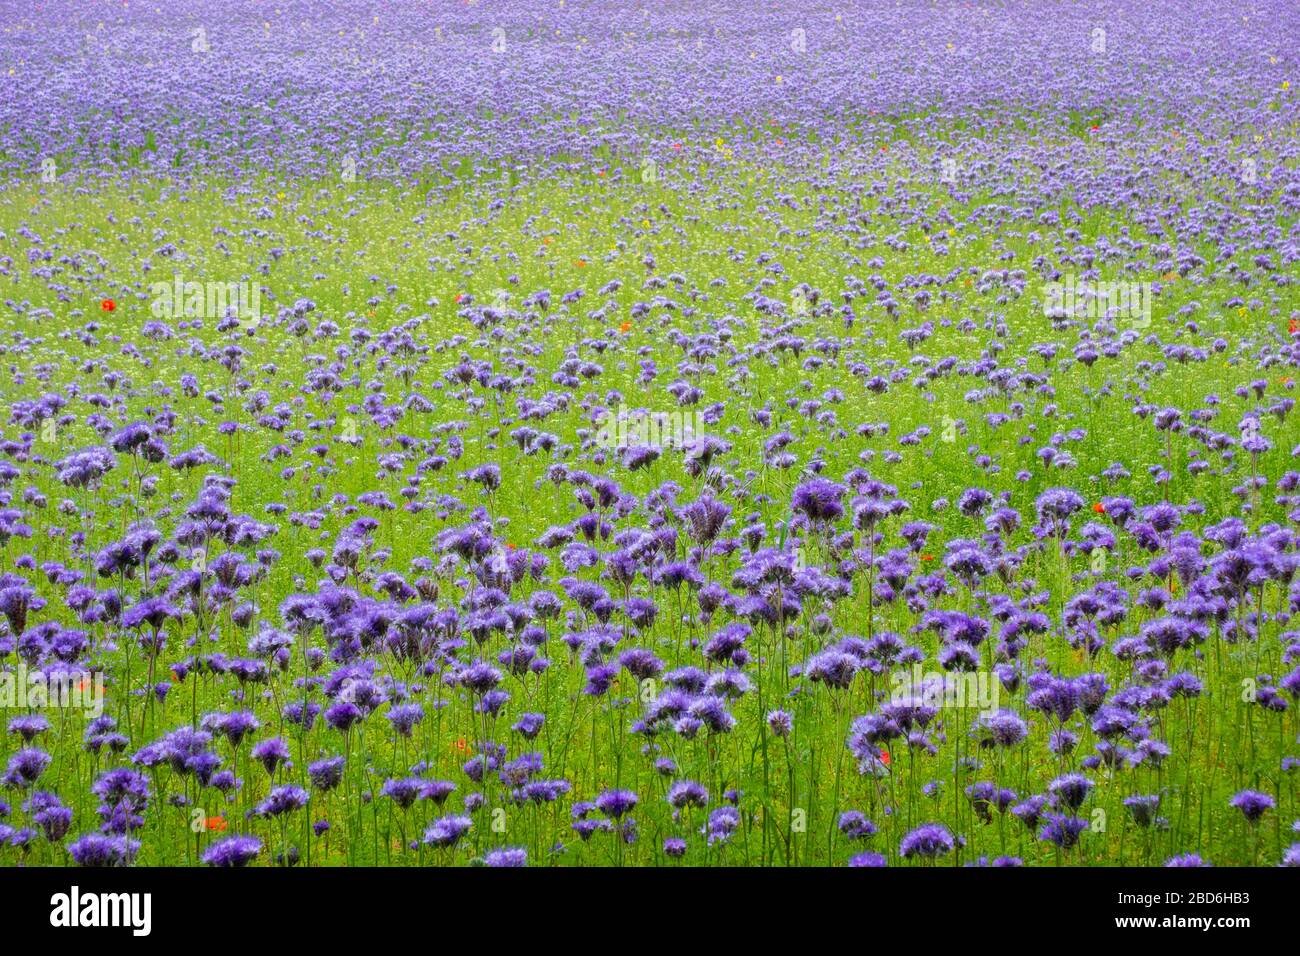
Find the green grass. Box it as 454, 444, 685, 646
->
0, 130, 1297, 865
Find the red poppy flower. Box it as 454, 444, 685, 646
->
878, 750, 891, 766
1290, 318, 1299, 333
100, 299, 115, 312
206, 816, 228, 833
1093, 502, 1105, 514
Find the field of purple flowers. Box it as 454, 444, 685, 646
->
1, 0, 1298, 868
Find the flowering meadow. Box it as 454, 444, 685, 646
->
1, 0, 1299, 870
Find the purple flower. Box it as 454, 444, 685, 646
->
838, 811, 877, 840
458, 660, 503, 695
386, 703, 424, 737
483, 846, 527, 867
663, 837, 687, 858
595, 789, 639, 819
900, 823, 955, 859
703, 806, 740, 846
1229, 790, 1274, 823
1048, 773, 1094, 811
792, 478, 846, 524
1038, 813, 1088, 848
251, 738, 291, 774
847, 851, 888, 867
122, 597, 178, 633
3, 748, 51, 788
27, 791, 72, 842
7, 714, 50, 743
977, 709, 1028, 747
424, 814, 472, 848
202, 835, 263, 867
667, 780, 708, 810
256, 785, 309, 817
308, 757, 345, 791
766, 709, 793, 738
66, 832, 140, 867
512, 713, 545, 738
